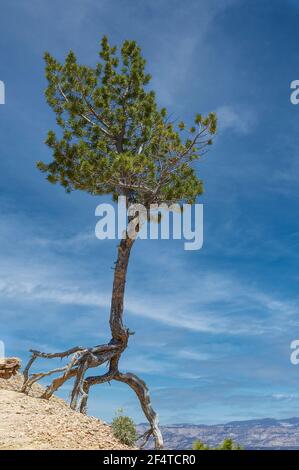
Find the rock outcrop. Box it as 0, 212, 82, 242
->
0, 357, 21, 380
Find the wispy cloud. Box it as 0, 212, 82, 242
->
216, 105, 256, 134
0, 230, 297, 338
177, 348, 212, 361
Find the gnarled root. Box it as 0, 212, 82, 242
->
114, 371, 163, 449
22, 344, 163, 449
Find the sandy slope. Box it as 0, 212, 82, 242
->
0, 373, 131, 450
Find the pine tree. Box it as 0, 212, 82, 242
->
22, 36, 216, 449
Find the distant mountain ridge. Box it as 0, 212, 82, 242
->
138, 417, 299, 450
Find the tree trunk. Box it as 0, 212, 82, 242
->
110, 237, 135, 344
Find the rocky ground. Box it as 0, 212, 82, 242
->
0, 373, 132, 450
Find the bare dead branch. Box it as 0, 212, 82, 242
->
114, 371, 163, 449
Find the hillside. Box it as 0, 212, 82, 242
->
4, 372, 299, 451
0, 373, 132, 450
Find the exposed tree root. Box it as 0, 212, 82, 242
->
23, 237, 164, 449
22, 342, 163, 449
114, 371, 163, 449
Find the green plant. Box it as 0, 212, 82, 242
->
112, 409, 137, 446
193, 437, 243, 450
193, 439, 210, 450
217, 438, 243, 450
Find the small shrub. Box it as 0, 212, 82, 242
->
193, 437, 243, 450
193, 439, 210, 450
217, 438, 243, 450
112, 408, 137, 446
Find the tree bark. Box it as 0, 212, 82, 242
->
110, 237, 135, 344
114, 371, 164, 449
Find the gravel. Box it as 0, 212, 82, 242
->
0, 373, 133, 450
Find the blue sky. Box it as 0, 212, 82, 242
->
1, 0, 299, 426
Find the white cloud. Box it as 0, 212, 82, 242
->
272, 393, 298, 401
216, 105, 256, 134
177, 372, 202, 380
148, 0, 240, 105
0, 257, 296, 337
177, 349, 211, 361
